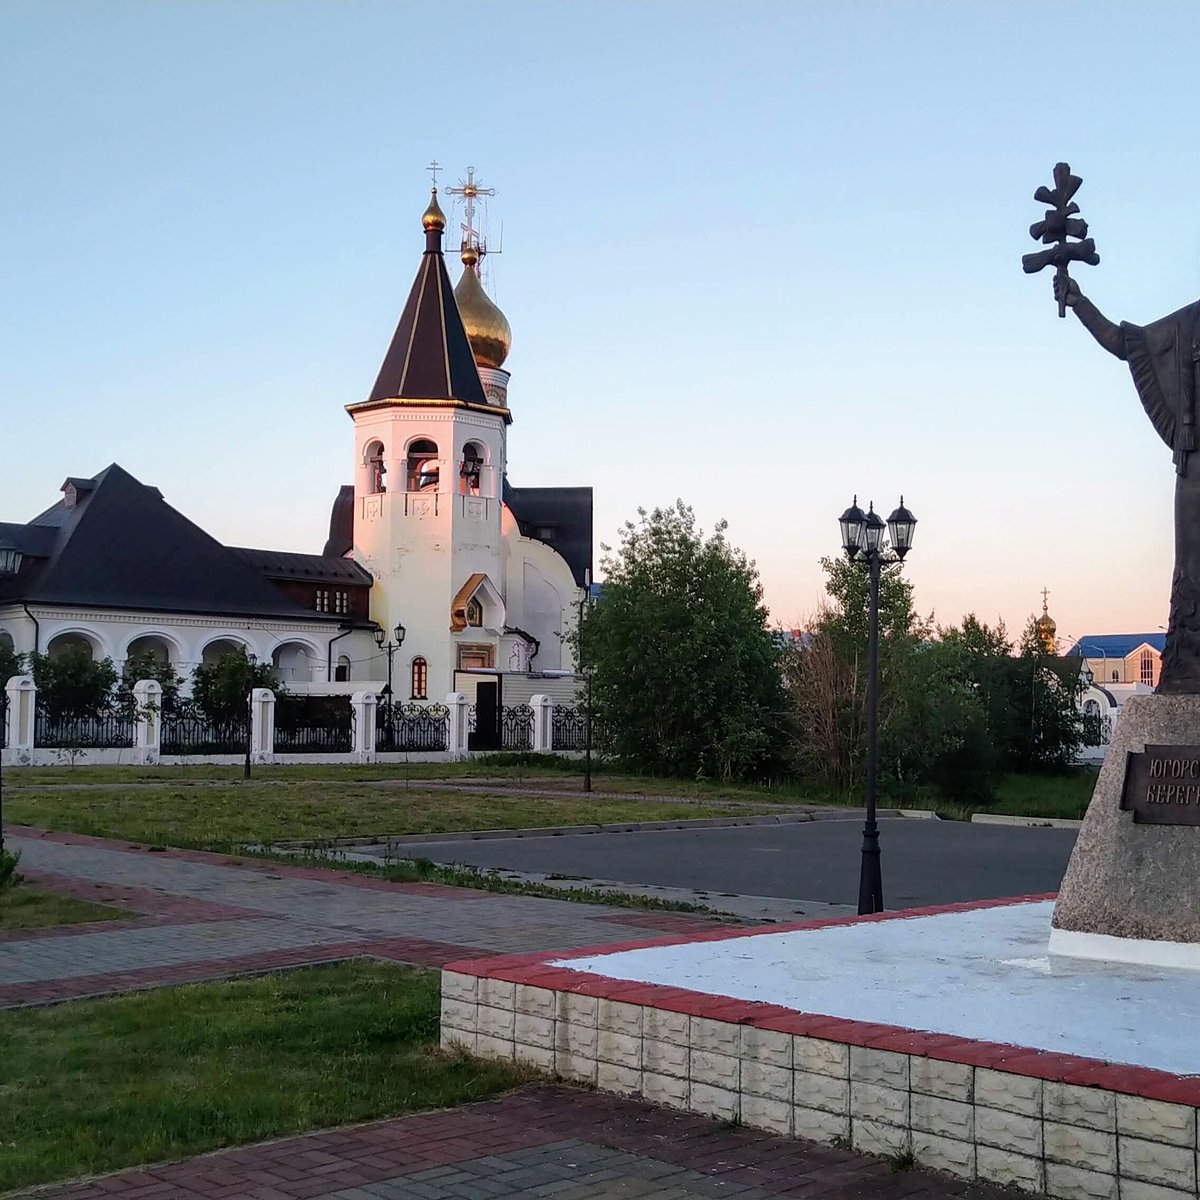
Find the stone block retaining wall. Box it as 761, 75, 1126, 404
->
442, 901, 1200, 1200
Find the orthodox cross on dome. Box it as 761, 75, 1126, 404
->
447, 166, 498, 274
1042, 586, 1051, 613
426, 159, 442, 186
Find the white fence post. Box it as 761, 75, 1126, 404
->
252, 687, 276, 763
530, 694, 554, 754
445, 692, 468, 757
351, 690, 377, 763
132, 679, 163, 766
3, 675, 35, 766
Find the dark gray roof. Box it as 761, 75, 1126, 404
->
323, 484, 354, 557
503, 481, 593, 588
231, 546, 372, 585
0, 522, 59, 557
0, 464, 347, 622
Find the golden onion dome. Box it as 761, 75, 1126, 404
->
454, 245, 512, 369
421, 188, 446, 232
1035, 603, 1057, 654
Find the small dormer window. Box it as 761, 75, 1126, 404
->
466, 597, 483, 627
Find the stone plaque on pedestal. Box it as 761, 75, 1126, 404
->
1052, 694, 1200, 960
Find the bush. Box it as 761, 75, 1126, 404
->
0, 848, 22, 891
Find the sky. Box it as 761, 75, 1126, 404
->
3, 0, 1199, 646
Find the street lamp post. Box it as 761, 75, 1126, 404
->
0, 540, 24, 858
837, 496, 918, 916
373, 622, 407, 746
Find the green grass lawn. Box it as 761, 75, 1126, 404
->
4, 781, 780, 852
0, 884, 134, 932
0, 960, 532, 1193
988, 770, 1096, 820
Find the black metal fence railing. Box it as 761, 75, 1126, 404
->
501, 703, 534, 752
0, 693, 7, 750
1081, 713, 1113, 748
35, 705, 136, 749
376, 703, 450, 752
161, 700, 249, 756
274, 694, 353, 754
551, 705, 586, 751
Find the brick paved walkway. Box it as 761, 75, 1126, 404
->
1, 828, 721, 1006
3, 829, 1031, 1198
30, 1085, 1019, 1199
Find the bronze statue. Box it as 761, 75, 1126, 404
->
1025, 163, 1199, 693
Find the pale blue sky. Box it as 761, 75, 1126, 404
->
3, 1, 1198, 640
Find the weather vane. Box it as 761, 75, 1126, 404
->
1022, 162, 1100, 317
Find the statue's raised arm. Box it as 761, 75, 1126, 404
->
1054, 275, 1125, 360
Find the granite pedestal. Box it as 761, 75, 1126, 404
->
1052, 693, 1200, 962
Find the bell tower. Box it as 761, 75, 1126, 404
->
346, 187, 513, 698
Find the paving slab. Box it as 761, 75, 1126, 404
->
22, 1086, 1020, 1199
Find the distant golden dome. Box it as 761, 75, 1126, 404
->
1035, 600, 1057, 655
454, 247, 511, 369
422, 188, 446, 232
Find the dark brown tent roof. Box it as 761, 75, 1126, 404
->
367, 219, 487, 407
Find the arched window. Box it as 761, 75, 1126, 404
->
1141, 648, 1155, 686
406, 440, 439, 492
335, 655, 351, 683
365, 440, 386, 494
465, 597, 483, 627
459, 442, 484, 495
1111, 669, 1119, 683
410, 657, 428, 699
1083, 698, 1100, 718
47, 632, 96, 662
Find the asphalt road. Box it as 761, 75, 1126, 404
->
393, 817, 1078, 908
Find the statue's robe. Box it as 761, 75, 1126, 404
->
1123, 303, 1200, 691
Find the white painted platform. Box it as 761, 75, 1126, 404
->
557, 901, 1200, 1075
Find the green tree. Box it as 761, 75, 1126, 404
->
885, 635, 997, 799
579, 502, 785, 780
787, 556, 924, 791
1003, 616, 1084, 771
190, 650, 278, 721
28, 647, 118, 719
118, 650, 182, 708
0, 639, 22, 687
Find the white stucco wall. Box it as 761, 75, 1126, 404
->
0, 603, 377, 688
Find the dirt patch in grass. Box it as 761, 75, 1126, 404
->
0, 960, 532, 1192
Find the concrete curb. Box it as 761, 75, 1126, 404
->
268, 807, 933, 850
970, 813, 1083, 830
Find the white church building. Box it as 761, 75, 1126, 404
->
0, 183, 591, 713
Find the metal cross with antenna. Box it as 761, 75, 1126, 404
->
447, 166, 497, 266
426, 160, 441, 187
